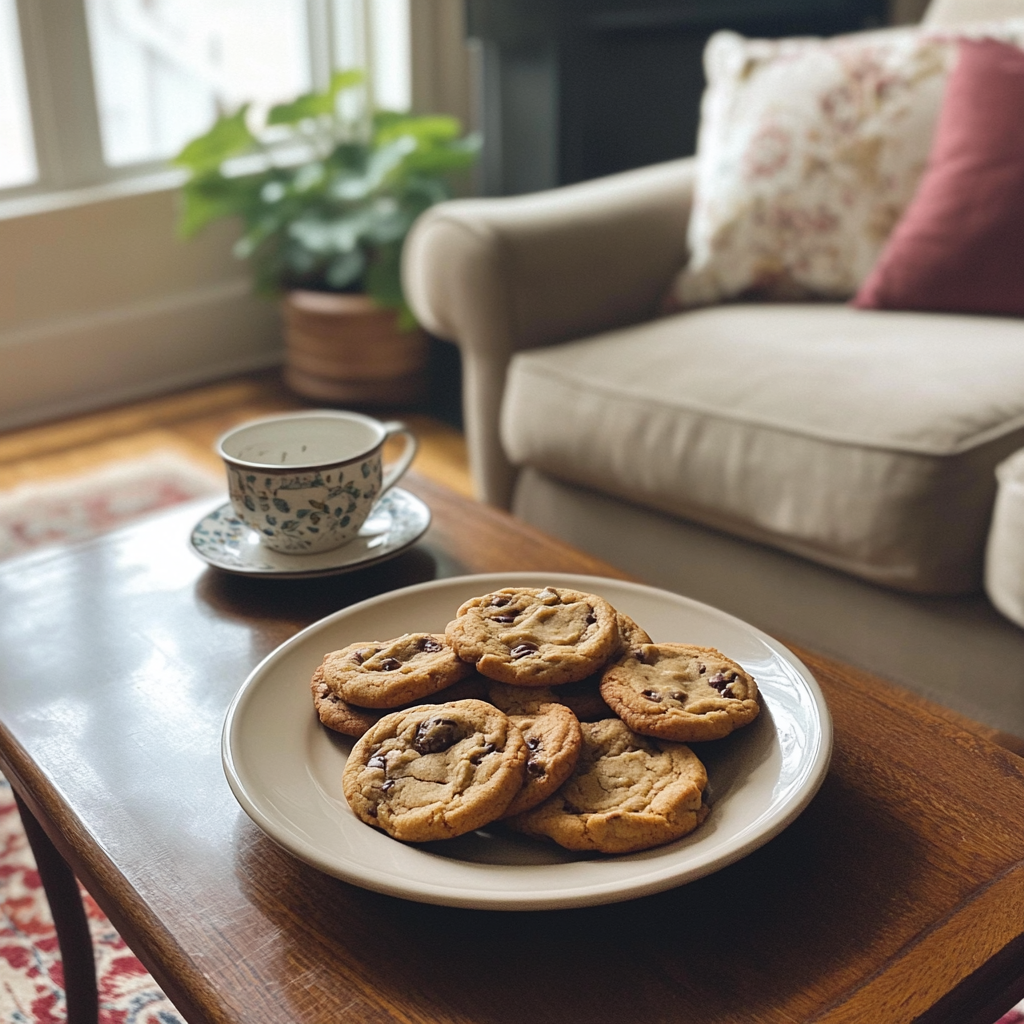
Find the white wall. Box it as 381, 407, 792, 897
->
0, 174, 282, 431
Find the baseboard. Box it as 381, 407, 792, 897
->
0, 351, 286, 435
0, 280, 285, 432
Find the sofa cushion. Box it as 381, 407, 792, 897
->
665, 22, 1024, 310
986, 446, 1024, 629
854, 38, 1024, 317
500, 304, 1024, 594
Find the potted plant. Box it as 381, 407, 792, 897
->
173, 69, 479, 405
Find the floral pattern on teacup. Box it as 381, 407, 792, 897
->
226, 455, 381, 553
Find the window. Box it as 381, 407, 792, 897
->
0, 0, 35, 188
1, 0, 411, 196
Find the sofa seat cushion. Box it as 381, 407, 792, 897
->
500, 304, 1024, 594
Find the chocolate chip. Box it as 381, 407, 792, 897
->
413, 716, 463, 754
642, 689, 663, 703
381, 779, 395, 792
367, 754, 386, 771
526, 758, 545, 778
379, 657, 402, 671
470, 742, 496, 765
698, 663, 706, 674
367, 805, 377, 817
419, 637, 443, 653
669, 691, 688, 703
526, 736, 542, 750
708, 671, 738, 696
510, 642, 539, 659
488, 595, 511, 607
353, 647, 377, 664
585, 609, 597, 625
492, 614, 516, 624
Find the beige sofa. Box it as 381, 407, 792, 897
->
402, 0, 1024, 738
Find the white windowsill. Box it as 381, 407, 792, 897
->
0, 167, 187, 222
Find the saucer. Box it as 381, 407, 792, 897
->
189, 488, 430, 578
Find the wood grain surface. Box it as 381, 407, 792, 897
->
0, 473, 1022, 1024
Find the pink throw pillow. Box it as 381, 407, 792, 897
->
854, 37, 1024, 316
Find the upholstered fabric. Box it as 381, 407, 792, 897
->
987, 447, 1024, 629
513, 467, 1024, 733
666, 21, 1024, 310
402, 158, 696, 507
500, 303, 1024, 593
855, 38, 1024, 315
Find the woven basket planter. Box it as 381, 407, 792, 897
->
282, 290, 429, 407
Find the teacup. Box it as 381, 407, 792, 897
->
216, 410, 418, 554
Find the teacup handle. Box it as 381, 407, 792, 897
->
380, 421, 418, 497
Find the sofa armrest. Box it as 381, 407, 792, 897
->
402, 157, 696, 507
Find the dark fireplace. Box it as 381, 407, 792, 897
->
467, 0, 889, 195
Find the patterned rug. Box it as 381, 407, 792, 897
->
0, 451, 222, 562
0, 452, 1022, 1023
0, 778, 183, 1024
0, 449, 222, 1024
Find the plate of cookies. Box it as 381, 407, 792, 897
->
222, 573, 832, 910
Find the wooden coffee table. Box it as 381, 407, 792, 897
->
1, 473, 1023, 1024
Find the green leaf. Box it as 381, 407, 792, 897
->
177, 173, 262, 237
373, 113, 462, 146
281, 241, 320, 279
292, 161, 326, 193
172, 107, 256, 175
329, 68, 365, 96
267, 69, 363, 126
173, 64, 480, 296
325, 249, 366, 289
397, 175, 451, 207
231, 206, 281, 255
267, 90, 334, 125
260, 180, 287, 204
328, 171, 374, 202
400, 136, 482, 176
364, 200, 413, 244
288, 212, 372, 254
363, 136, 417, 189
328, 142, 369, 172
364, 243, 405, 310
395, 303, 419, 331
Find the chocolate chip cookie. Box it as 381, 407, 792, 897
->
506, 718, 709, 854
615, 612, 653, 653
538, 612, 653, 720
312, 668, 488, 738
445, 586, 619, 687
312, 665, 384, 737
600, 643, 760, 742
342, 699, 527, 842
501, 703, 582, 817
485, 678, 608, 722
320, 633, 474, 709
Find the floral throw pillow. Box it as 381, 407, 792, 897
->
665, 22, 1024, 309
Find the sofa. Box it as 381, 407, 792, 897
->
402, 0, 1024, 739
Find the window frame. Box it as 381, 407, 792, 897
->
0, 0, 470, 435
4, 0, 396, 200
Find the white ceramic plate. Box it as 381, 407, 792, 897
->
189, 487, 430, 578
222, 573, 832, 910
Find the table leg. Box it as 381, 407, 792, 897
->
12, 789, 99, 1024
